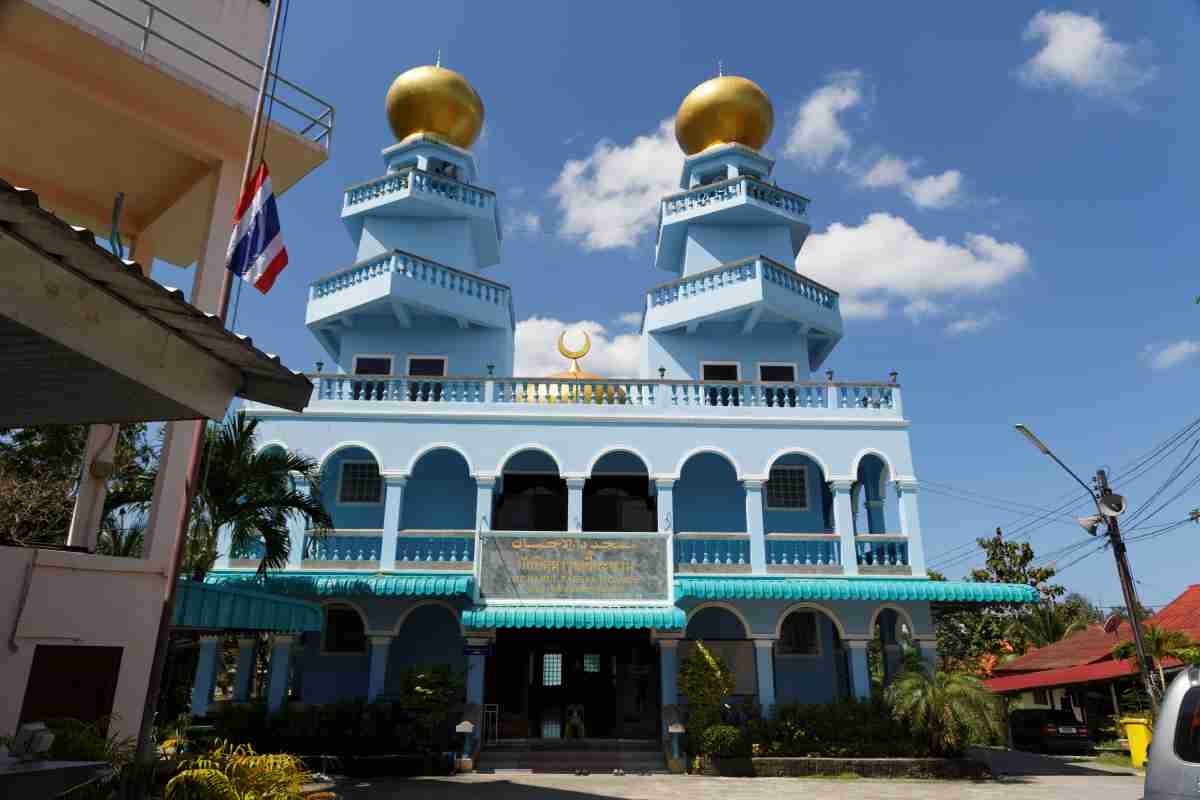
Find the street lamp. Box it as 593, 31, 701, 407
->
1013, 423, 1159, 710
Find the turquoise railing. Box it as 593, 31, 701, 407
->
766, 537, 840, 567
303, 535, 382, 561
230, 540, 265, 559
344, 167, 494, 210
674, 536, 750, 567
395, 535, 475, 564
310, 249, 510, 306
648, 256, 837, 312
855, 538, 909, 567
662, 176, 809, 219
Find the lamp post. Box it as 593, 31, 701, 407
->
1013, 424, 1158, 710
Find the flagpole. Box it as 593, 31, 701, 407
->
218, 0, 287, 324
134, 0, 288, 763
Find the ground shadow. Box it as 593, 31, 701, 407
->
970, 746, 1140, 781
332, 776, 649, 799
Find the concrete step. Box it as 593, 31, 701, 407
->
476, 743, 668, 774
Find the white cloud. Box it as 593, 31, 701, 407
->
616, 311, 643, 328
902, 298, 944, 321
783, 70, 863, 169
860, 155, 963, 209
550, 119, 683, 251
1018, 11, 1156, 98
514, 317, 641, 377
1144, 340, 1200, 370
946, 313, 1000, 336
504, 208, 542, 238
798, 213, 1029, 320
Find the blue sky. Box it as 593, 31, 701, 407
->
158, 1, 1200, 610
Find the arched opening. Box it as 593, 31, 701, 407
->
322, 603, 367, 654
855, 453, 895, 535
764, 453, 832, 534
870, 607, 915, 691
682, 605, 756, 703
493, 449, 566, 531
675, 452, 744, 533
584, 450, 655, 532
387, 604, 466, 697
774, 606, 851, 704
403, 448, 475, 531
319, 446, 384, 530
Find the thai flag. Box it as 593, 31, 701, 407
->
225, 161, 289, 294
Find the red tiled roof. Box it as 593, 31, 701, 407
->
986, 658, 1139, 693
1147, 584, 1200, 641
993, 623, 1128, 673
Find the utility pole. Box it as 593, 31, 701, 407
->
1096, 468, 1159, 711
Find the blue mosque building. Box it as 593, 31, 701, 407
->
199, 64, 1034, 752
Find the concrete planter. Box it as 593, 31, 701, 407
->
750, 756, 990, 780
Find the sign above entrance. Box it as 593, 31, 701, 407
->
479, 532, 670, 602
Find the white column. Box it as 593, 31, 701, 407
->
214, 524, 233, 570
830, 478, 858, 576
465, 635, 492, 706
232, 637, 257, 701
367, 635, 392, 701
190, 636, 222, 717
655, 478, 675, 533
475, 474, 496, 533
896, 479, 926, 575
847, 639, 871, 700
66, 424, 120, 550
658, 637, 680, 736
753, 639, 776, 713
916, 635, 939, 675
380, 475, 407, 571
744, 478, 766, 572
565, 475, 586, 532
285, 478, 311, 569
266, 635, 297, 713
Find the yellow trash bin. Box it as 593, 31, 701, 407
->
1121, 717, 1153, 769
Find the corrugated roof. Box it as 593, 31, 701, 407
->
462, 605, 686, 631
171, 579, 321, 633
674, 577, 1038, 603
0, 178, 312, 413
205, 571, 473, 598
985, 658, 1143, 693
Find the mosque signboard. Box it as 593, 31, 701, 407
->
478, 532, 669, 601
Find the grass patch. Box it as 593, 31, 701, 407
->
1094, 752, 1137, 770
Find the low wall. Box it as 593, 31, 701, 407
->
747, 756, 990, 779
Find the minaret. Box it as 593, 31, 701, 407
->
642, 75, 843, 380
306, 62, 513, 375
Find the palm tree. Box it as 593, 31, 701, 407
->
884, 663, 1003, 756
96, 523, 144, 557
1007, 601, 1088, 650
188, 412, 332, 578
1113, 624, 1199, 690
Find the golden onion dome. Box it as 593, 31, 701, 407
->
517, 331, 627, 405
385, 63, 484, 149
675, 74, 774, 155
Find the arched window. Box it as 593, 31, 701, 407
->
322, 604, 366, 653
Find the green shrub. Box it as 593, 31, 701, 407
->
45, 718, 135, 768
678, 642, 735, 756
702, 724, 749, 757
885, 665, 1002, 757
752, 699, 924, 758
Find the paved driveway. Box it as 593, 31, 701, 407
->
332, 766, 1145, 800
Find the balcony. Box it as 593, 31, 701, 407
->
766, 534, 841, 574
855, 535, 911, 574
674, 533, 751, 573
287, 373, 904, 421
306, 249, 514, 333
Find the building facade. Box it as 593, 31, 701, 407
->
208, 65, 1033, 748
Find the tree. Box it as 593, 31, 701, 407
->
932, 528, 1064, 672
1113, 625, 1200, 690
187, 412, 332, 578
1006, 601, 1088, 650
885, 662, 1004, 757
678, 642, 735, 756
1059, 592, 1104, 627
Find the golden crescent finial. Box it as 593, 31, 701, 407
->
557, 330, 591, 361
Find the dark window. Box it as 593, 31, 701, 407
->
702, 363, 739, 382
1176, 686, 1200, 763
354, 357, 392, 376
20, 646, 123, 730
759, 364, 796, 383
324, 605, 366, 653
767, 466, 809, 510
778, 612, 819, 655
408, 358, 446, 377
339, 462, 382, 504
1033, 688, 1049, 706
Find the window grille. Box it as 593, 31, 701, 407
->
583, 654, 601, 673
339, 462, 382, 503
767, 466, 808, 509
543, 653, 563, 687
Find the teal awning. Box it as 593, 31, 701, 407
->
675, 577, 1038, 603
205, 571, 473, 599
462, 605, 686, 631
172, 580, 322, 633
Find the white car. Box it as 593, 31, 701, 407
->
1145, 666, 1200, 799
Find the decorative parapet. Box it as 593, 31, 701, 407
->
854, 535, 910, 571
674, 533, 751, 571
661, 176, 809, 220
310, 250, 510, 306
395, 532, 475, 567
344, 167, 495, 210
765, 534, 841, 573
648, 256, 838, 311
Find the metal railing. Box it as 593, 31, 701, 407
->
82, 0, 334, 148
